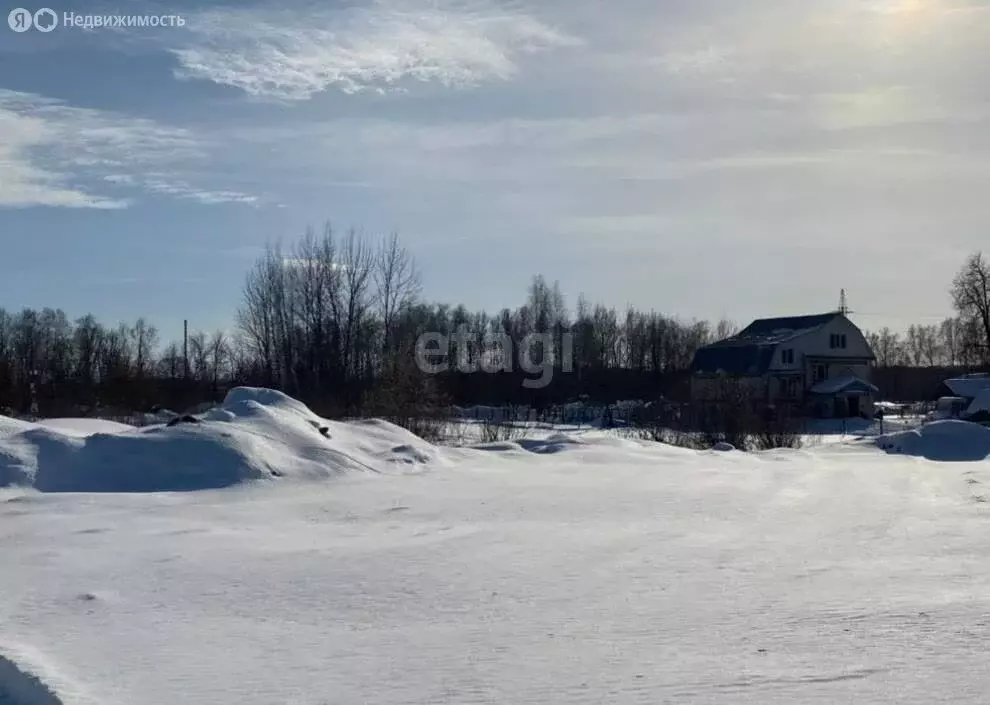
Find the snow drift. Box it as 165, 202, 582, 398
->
877, 419, 990, 461
0, 388, 438, 493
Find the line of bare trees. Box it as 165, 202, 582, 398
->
234, 224, 735, 414
0, 307, 238, 415
0, 224, 733, 416
865, 253, 990, 369
2, 226, 989, 417
866, 319, 976, 368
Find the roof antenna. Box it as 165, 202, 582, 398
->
838, 289, 850, 316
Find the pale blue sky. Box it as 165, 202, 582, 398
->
2, 0, 988, 339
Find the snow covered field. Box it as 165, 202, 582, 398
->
3, 390, 990, 704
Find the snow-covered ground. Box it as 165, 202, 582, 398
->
32, 419, 138, 438
3, 390, 990, 704
440, 415, 926, 448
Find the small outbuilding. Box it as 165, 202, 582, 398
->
808, 375, 879, 419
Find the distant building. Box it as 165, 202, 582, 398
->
690, 312, 877, 418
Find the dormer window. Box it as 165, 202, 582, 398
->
781, 349, 795, 365
829, 333, 848, 350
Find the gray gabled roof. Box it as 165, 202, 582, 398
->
737, 313, 840, 340
691, 312, 842, 375
809, 375, 878, 396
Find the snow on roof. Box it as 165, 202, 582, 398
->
809, 375, 879, 396
944, 375, 990, 399
738, 312, 841, 339
965, 388, 990, 417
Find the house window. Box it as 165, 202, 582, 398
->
781, 349, 794, 365
814, 364, 827, 382
840, 334, 847, 349
830, 333, 848, 350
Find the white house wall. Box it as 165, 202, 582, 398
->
768, 316, 874, 375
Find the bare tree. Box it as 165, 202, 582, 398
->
338, 229, 374, 381
187, 332, 205, 381
158, 341, 183, 380
918, 324, 941, 367
237, 244, 284, 386
375, 232, 421, 359
289, 227, 341, 394
905, 324, 939, 367
868, 327, 904, 367
99, 323, 132, 384
939, 317, 961, 367
951, 252, 990, 366
74, 314, 103, 386
208, 331, 231, 393
715, 318, 738, 341
130, 318, 158, 379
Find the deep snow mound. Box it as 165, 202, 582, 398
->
0, 388, 439, 493
877, 420, 990, 461
220, 387, 316, 419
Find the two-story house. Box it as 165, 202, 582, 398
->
690, 312, 878, 418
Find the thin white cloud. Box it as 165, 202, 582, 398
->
0, 90, 260, 209
0, 106, 128, 209
654, 47, 730, 76
103, 174, 136, 186
809, 87, 990, 131
282, 258, 347, 271
143, 175, 259, 205
171, 0, 579, 100
219, 106, 990, 202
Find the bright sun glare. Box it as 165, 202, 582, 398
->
859, 0, 943, 43
882, 0, 938, 26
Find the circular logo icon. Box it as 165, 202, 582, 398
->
7, 8, 33, 32
33, 8, 57, 32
